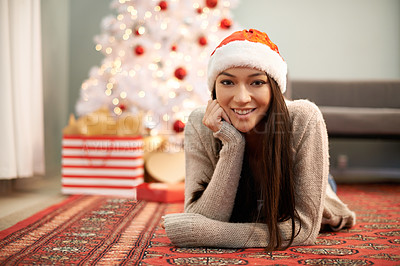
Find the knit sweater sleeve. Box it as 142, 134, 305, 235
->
183, 108, 245, 221
287, 100, 330, 245
165, 101, 330, 248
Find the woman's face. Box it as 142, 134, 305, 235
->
215, 67, 271, 133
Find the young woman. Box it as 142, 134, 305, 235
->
163, 29, 355, 250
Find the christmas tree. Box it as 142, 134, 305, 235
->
75, 0, 239, 135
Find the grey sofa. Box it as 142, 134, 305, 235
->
288, 80, 400, 138
287, 80, 400, 181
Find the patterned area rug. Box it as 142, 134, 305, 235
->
1, 184, 399, 265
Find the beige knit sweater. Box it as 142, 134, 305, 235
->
165, 100, 356, 248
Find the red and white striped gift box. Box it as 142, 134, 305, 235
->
61, 135, 144, 198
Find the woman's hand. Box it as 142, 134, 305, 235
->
161, 216, 165, 229
202, 100, 231, 132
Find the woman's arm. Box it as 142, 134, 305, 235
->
165, 213, 270, 248
288, 101, 330, 245
164, 213, 304, 248
183, 108, 245, 222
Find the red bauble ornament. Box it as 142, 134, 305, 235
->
135, 45, 145, 55
220, 18, 232, 29
198, 36, 207, 46
159, 0, 168, 10
171, 44, 177, 51
206, 0, 218, 8
173, 120, 185, 133
119, 104, 126, 111
174, 67, 187, 80
196, 7, 203, 14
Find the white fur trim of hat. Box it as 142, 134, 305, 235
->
207, 29, 287, 93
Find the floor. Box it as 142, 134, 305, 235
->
2, 183, 399, 265
0, 176, 67, 231
1, 174, 398, 232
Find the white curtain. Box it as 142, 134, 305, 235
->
0, 0, 45, 179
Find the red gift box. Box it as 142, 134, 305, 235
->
61, 135, 144, 197
136, 182, 185, 203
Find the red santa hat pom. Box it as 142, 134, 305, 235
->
207, 29, 287, 93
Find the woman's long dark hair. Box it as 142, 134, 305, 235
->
212, 75, 299, 251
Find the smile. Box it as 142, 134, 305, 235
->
233, 109, 255, 115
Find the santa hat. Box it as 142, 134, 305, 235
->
207, 29, 287, 93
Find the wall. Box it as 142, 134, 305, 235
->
68, 0, 113, 118
232, 0, 400, 81
41, 0, 70, 177
41, 0, 111, 177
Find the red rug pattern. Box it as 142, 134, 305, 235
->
1, 184, 399, 265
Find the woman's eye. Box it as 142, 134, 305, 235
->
220, 80, 234, 85
251, 80, 267, 86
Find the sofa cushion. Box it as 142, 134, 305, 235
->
291, 81, 400, 108
320, 106, 400, 137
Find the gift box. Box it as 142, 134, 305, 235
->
61, 135, 144, 197
136, 182, 185, 203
